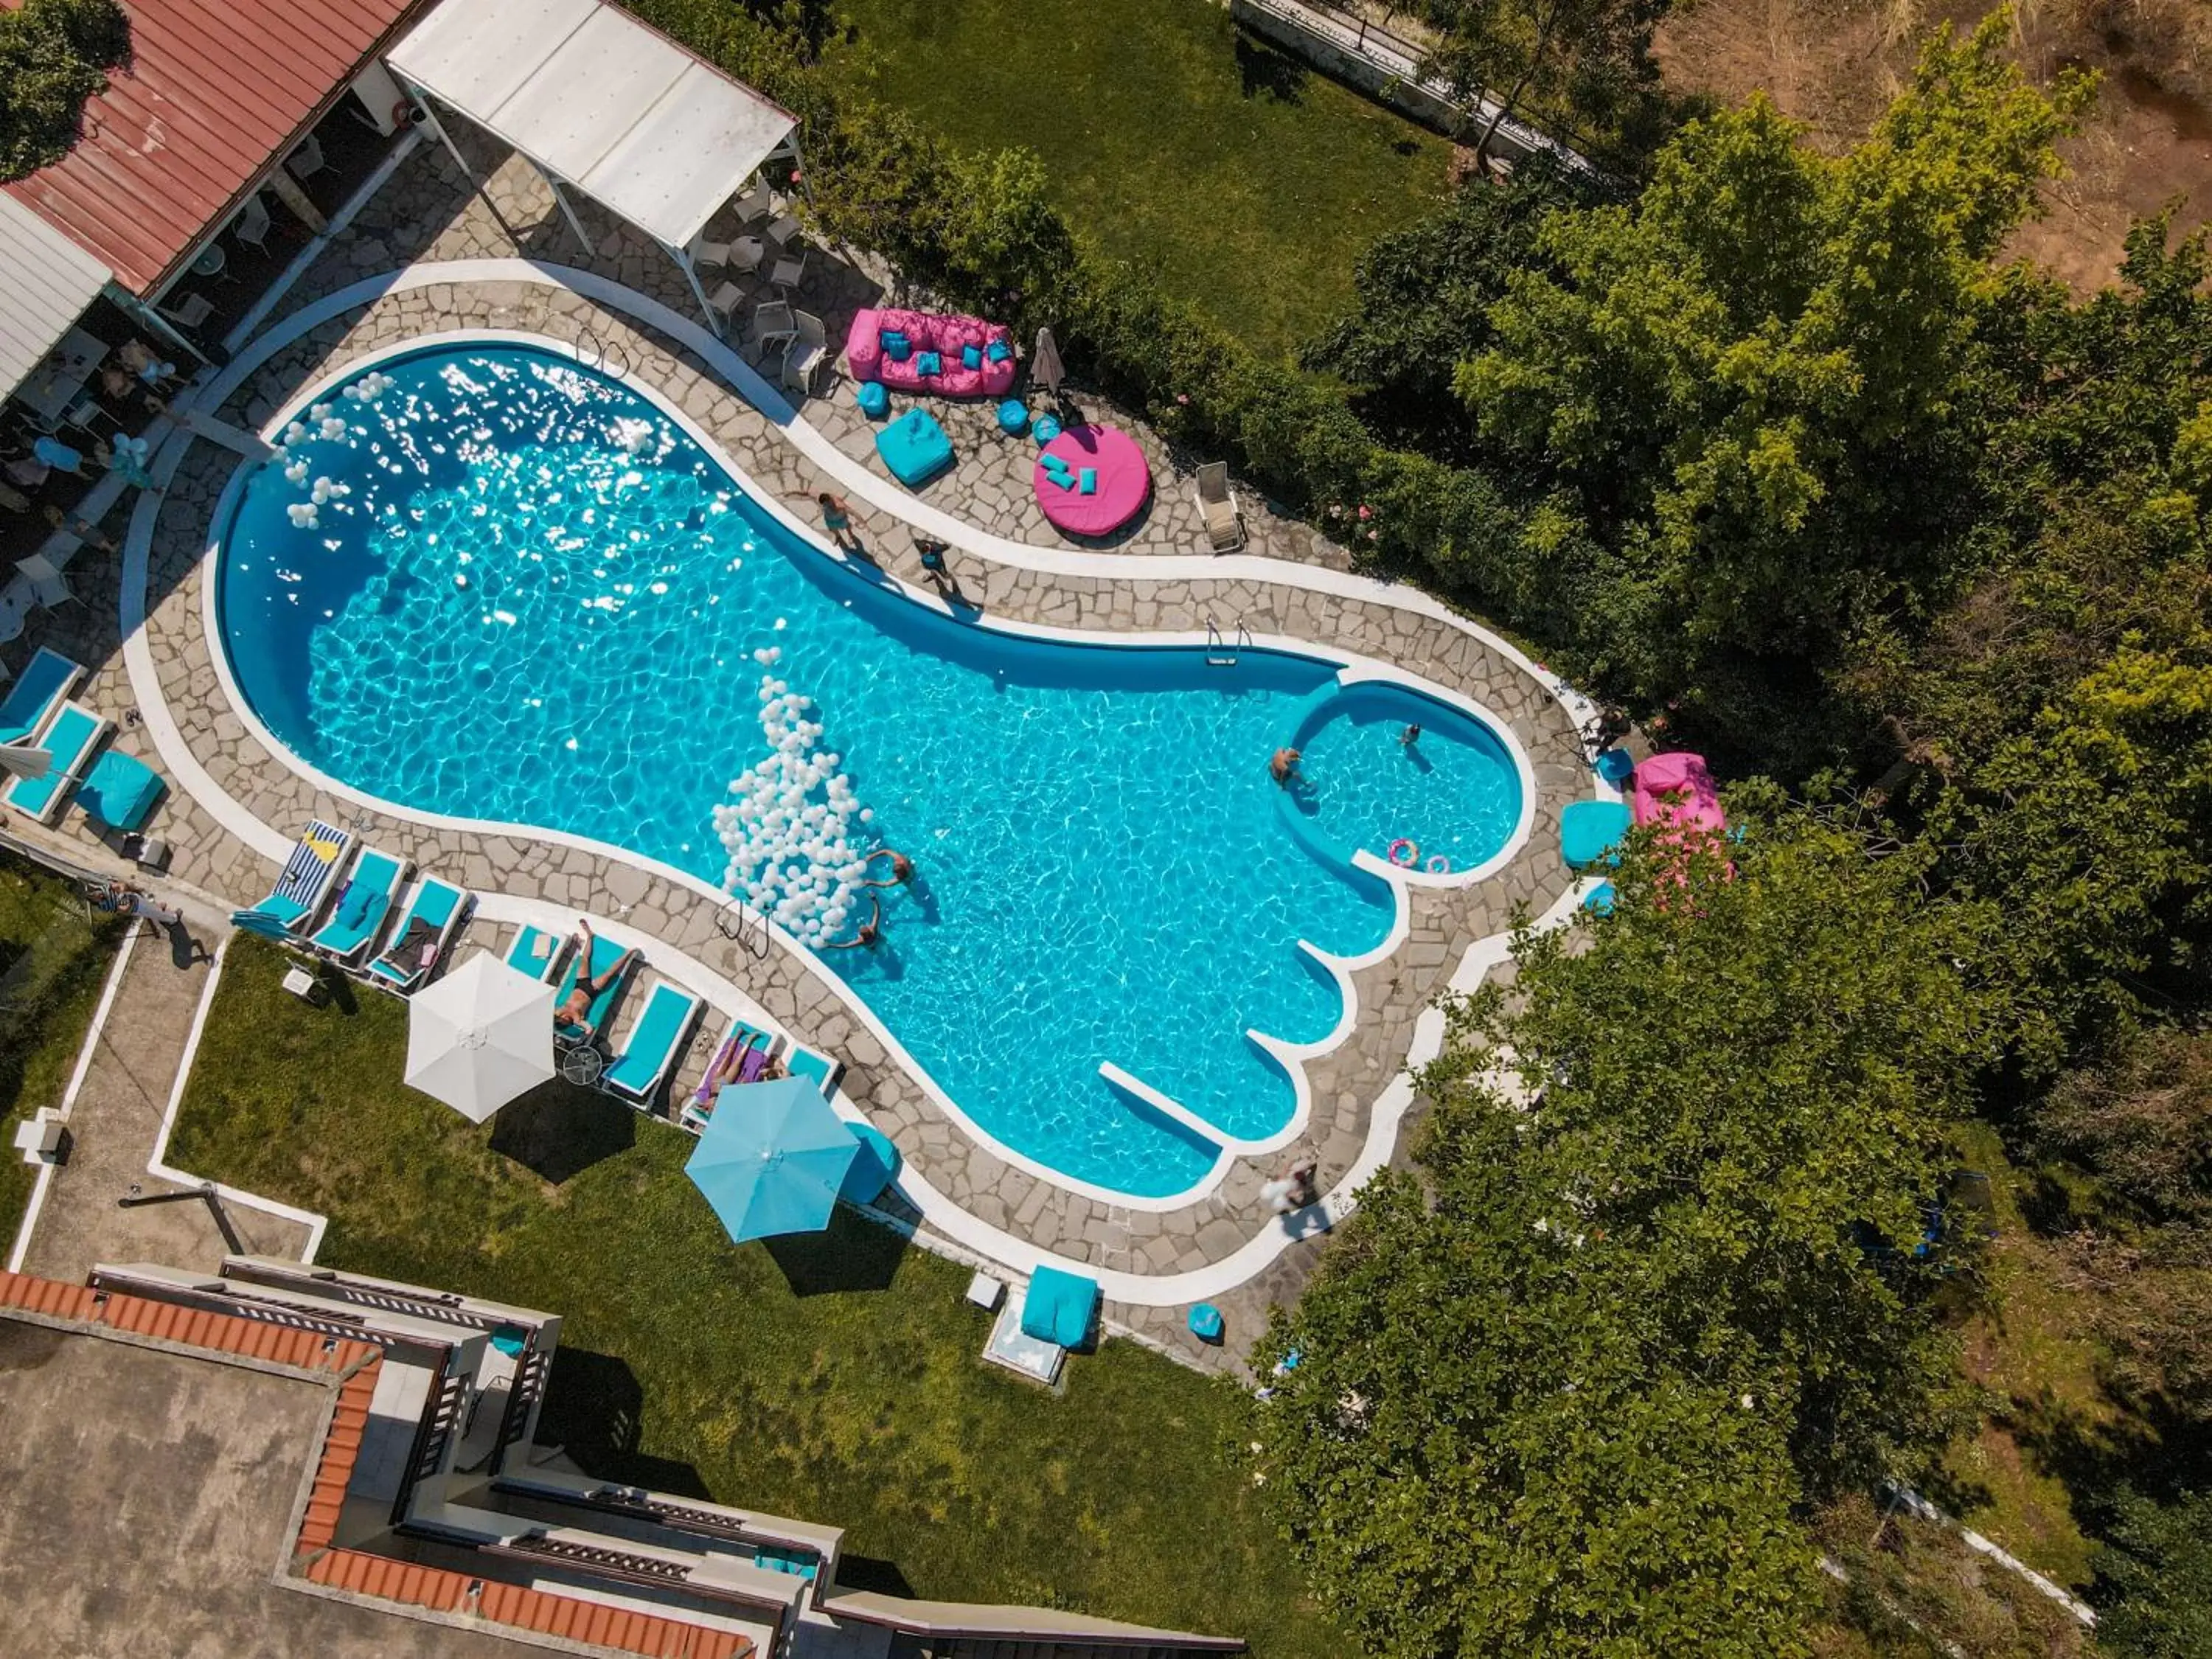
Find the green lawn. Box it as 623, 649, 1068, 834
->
168, 936, 1336, 1658
0, 854, 125, 1248
824, 0, 1453, 356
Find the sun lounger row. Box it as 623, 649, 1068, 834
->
0, 649, 167, 831
506, 922, 703, 1107
230, 821, 473, 992
678, 1015, 846, 1134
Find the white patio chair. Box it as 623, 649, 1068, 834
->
769, 248, 808, 294
734, 181, 773, 223
765, 213, 802, 248
232, 192, 272, 252
1194, 462, 1244, 552
286, 133, 327, 180
689, 235, 731, 271
782, 311, 828, 397
159, 293, 216, 330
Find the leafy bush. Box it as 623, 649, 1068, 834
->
0, 0, 128, 181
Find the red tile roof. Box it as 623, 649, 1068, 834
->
0, 1269, 755, 1659
2, 0, 429, 296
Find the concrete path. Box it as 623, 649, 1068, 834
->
18, 922, 310, 1279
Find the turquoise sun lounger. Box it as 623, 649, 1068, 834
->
368, 876, 472, 992
786, 1040, 845, 1098
505, 924, 573, 984
0, 648, 83, 745
602, 980, 705, 1103
1, 700, 111, 822
306, 847, 409, 964
234, 820, 357, 934
552, 932, 636, 1047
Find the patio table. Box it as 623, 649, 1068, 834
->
14, 327, 108, 425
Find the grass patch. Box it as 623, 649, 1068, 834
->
1935, 1121, 2116, 1588
824, 0, 1453, 356
0, 852, 124, 1245
170, 936, 1337, 1657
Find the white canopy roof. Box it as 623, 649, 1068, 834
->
388, 0, 797, 248
0, 194, 112, 403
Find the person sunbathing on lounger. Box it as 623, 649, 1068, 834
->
702, 1034, 785, 1093
559, 921, 639, 1030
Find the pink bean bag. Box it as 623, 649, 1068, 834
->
1034, 424, 1151, 538
1630, 751, 1725, 834
845, 307, 1018, 398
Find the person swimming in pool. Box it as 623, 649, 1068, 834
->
863, 849, 914, 886
825, 895, 883, 950
557, 920, 639, 1032
1401, 723, 1422, 747
1270, 747, 1302, 786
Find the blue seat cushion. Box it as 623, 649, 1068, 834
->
1594, 747, 1634, 786
1020, 1265, 1099, 1348
874, 409, 954, 487
1188, 1303, 1224, 1343
915, 349, 943, 377
75, 749, 164, 830
856, 380, 889, 420
995, 398, 1029, 435
1033, 414, 1062, 444
1582, 880, 1617, 916
1561, 800, 1634, 869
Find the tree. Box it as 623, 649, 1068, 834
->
2093, 1486, 2212, 1658
1406, 0, 1675, 160
0, 0, 129, 181
1458, 15, 2088, 754
1301, 156, 1587, 462
1253, 808, 2000, 1657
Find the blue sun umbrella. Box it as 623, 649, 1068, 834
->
685, 1074, 861, 1243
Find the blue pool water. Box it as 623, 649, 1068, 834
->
1289, 684, 1523, 875
215, 345, 1524, 1197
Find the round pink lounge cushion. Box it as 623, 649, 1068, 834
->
1034, 424, 1151, 537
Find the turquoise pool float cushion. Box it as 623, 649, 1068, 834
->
1079, 467, 1098, 495
74, 748, 164, 830
875, 408, 955, 487
995, 398, 1029, 435
856, 380, 889, 420
915, 349, 943, 378
1021, 1264, 1100, 1348
1188, 1303, 1225, 1343
1561, 799, 1634, 869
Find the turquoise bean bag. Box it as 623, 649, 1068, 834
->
1020, 1264, 1100, 1348
856, 380, 890, 420
874, 408, 954, 487
1561, 800, 1633, 869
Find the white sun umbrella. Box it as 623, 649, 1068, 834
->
0, 743, 52, 782
404, 952, 556, 1123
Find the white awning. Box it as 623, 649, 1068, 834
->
0, 195, 112, 403
387, 0, 796, 250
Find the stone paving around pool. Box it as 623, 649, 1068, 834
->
6, 136, 1596, 1374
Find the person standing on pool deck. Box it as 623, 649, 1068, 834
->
816, 491, 863, 554
1270, 747, 1302, 786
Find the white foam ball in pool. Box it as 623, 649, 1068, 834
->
860, 808, 874, 823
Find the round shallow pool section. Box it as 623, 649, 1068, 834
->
214, 344, 1526, 1198
1287, 684, 1525, 876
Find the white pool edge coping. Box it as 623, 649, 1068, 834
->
116, 258, 1611, 1303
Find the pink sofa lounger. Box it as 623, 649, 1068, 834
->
845, 307, 1018, 398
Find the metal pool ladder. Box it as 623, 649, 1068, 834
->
714, 897, 771, 961
571, 324, 631, 380
1205, 616, 1253, 667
